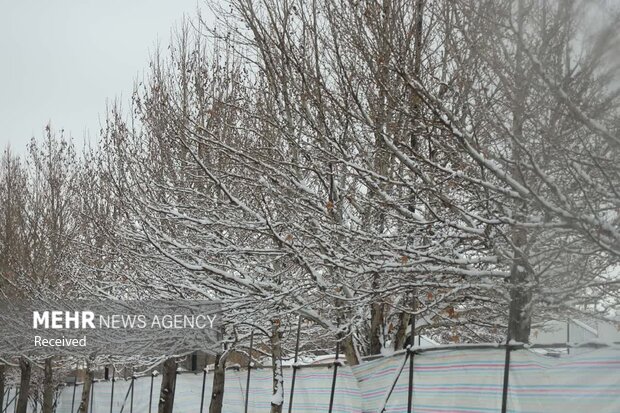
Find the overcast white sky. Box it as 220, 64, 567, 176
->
0, 0, 203, 153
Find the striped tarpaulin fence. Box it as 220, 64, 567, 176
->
50, 365, 361, 413
12, 345, 619, 413
351, 347, 620, 413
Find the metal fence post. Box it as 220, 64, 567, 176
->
327, 340, 340, 413
199, 368, 207, 413
90, 379, 95, 413
380, 351, 410, 413
3, 387, 9, 412
408, 306, 417, 413
173, 366, 179, 413
501, 338, 512, 413
12, 386, 17, 413
148, 371, 155, 413
70, 376, 77, 413
288, 318, 302, 413
110, 373, 115, 413
244, 330, 254, 413
567, 319, 571, 355
130, 375, 135, 413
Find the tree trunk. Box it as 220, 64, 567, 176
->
0, 364, 5, 409
42, 357, 54, 413
77, 366, 94, 413
507, 0, 532, 345
369, 300, 384, 355
335, 294, 360, 366
158, 358, 177, 413
270, 319, 283, 413
394, 311, 410, 351
366, 0, 397, 359
394, 291, 417, 350
208, 354, 226, 413
341, 334, 360, 366
16, 357, 31, 413
508, 227, 532, 343
395, 0, 425, 353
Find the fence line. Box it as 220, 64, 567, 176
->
36, 342, 618, 412
356, 344, 620, 413
4, 341, 619, 413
